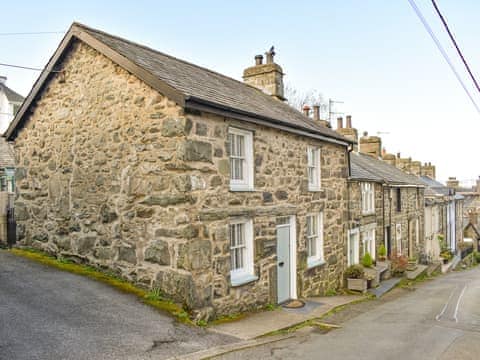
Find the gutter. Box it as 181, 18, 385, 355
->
185, 96, 352, 147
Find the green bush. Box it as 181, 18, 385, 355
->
378, 245, 387, 258
361, 252, 373, 268
345, 264, 365, 279
474, 252, 480, 264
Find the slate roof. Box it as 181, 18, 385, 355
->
0, 83, 23, 103
0, 137, 15, 168
5, 22, 351, 145
419, 175, 451, 196
350, 152, 424, 186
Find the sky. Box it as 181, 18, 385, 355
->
1, 0, 479, 185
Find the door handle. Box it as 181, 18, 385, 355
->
278, 262, 285, 267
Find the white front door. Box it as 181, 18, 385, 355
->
276, 216, 297, 304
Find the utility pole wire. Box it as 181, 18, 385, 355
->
407, 0, 480, 115
0, 31, 65, 36
0, 62, 43, 71
430, 0, 480, 95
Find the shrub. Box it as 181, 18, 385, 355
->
474, 252, 480, 264
390, 254, 408, 276
378, 245, 387, 258
440, 250, 453, 261
361, 252, 373, 268
345, 264, 365, 279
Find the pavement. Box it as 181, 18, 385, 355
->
0, 250, 236, 360
209, 295, 363, 340
215, 266, 480, 359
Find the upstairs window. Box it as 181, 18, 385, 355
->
361, 182, 375, 214
228, 128, 254, 191
307, 147, 321, 191
306, 212, 324, 267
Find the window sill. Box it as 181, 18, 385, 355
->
307, 258, 326, 269
229, 187, 255, 192
362, 211, 376, 216
308, 187, 322, 192
231, 274, 258, 287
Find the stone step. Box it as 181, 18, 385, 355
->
405, 264, 428, 280
367, 277, 402, 298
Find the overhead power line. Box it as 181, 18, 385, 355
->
0, 62, 43, 71
407, 0, 480, 114
0, 31, 64, 36
430, 0, 480, 95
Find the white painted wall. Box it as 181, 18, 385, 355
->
0, 90, 14, 134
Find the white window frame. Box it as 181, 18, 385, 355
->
362, 227, 376, 260
228, 127, 254, 191
396, 223, 402, 255
229, 219, 256, 286
347, 228, 360, 266
361, 182, 375, 215
306, 212, 324, 267
307, 147, 321, 191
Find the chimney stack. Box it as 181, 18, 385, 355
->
335, 115, 358, 150
313, 105, 320, 121
420, 162, 436, 179
346, 115, 352, 129
243, 47, 285, 101
337, 117, 343, 129
446, 177, 459, 190
303, 105, 311, 117
359, 131, 382, 158
0, 76, 6, 85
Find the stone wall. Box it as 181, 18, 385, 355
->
13, 40, 350, 318
384, 186, 425, 258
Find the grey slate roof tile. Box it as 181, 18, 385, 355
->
77, 23, 349, 143
0, 84, 24, 103
0, 137, 15, 168
350, 152, 424, 186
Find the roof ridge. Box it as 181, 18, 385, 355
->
72, 22, 270, 95
71, 22, 324, 127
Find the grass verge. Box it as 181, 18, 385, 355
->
9, 247, 193, 325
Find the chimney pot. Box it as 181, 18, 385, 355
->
346, 115, 352, 128
254, 55, 263, 65
337, 117, 343, 129
397, 152, 401, 158
265, 46, 275, 64
303, 105, 311, 117
363, 131, 368, 137
312, 105, 320, 121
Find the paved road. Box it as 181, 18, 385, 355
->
0, 250, 234, 360
220, 267, 480, 360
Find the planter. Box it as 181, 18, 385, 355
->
347, 278, 367, 293
364, 267, 380, 288
442, 258, 449, 264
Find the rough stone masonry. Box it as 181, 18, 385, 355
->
13, 39, 351, 319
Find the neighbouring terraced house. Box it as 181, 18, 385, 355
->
336, 119, 425, 263
5, 23, 354, 319
0, 137, 15, 246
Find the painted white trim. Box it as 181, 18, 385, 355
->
347, 228, 360, 266
228, 127, 254, 192
229, 218, 255, 285
307, 212, 324, 267
289, 215, 297, 299
307, 146, 321, 191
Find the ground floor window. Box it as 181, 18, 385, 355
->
396, 223, 402, 255
306, 212, 324, 267
229, 219, 255, 285
362, 228, 376, 259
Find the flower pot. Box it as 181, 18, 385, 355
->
347, 278, 367, 293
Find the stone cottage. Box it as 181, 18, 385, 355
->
337, 119, 425, 263
5, 23, 353, 318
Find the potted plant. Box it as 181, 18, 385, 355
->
345, 264, 367, 293
440, 250, 453, 264
362, 252, 379, 288
390, 254, 408, 277
378, 244, 387, 261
